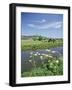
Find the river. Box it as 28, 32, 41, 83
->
21, 46, 63, 73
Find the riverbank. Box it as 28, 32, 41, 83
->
21, 46, 63, 77
21, 52, 63, 77
21, 39, 63, 51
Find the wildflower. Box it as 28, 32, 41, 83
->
48, 55, 53, 58
44, 54, 49, 57
30, 56, 32, 58
45, 54, 49, 56
48, 60, 50, 62
49, 63, 53, 68
50, 63, 53, 66
38, 53, 40, 55
29, 60, 32, 63
46, 49, 51, 52
44, 54, 53, 58
36, 52, 40, 55
56, 60, 59, 64
42, 53, 46, 56
34, 54, 38, 56
40, 56, 43, 60
54, 66, 57, 69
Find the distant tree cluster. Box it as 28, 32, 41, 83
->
48, 39, 56, 43
32, 36, 56, 43
32, 36, 45, 41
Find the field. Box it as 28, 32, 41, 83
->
21, 36, 63, 51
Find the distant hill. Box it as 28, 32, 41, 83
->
22, 36, 38, 40
21, 35, 63, 40
21, 36, 32, 40
21, 35, 48, 40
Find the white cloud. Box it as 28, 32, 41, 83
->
54, 24, 62, 29
34, 19, 46, 23
28, 24, 35, 27
41, 19, 46, 23
37, 21, 62, 29
28, 21, 62, 30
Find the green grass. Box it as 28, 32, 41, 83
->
21, 57, 63, 77
21, 39, 63, 51
21, 38, 63, 77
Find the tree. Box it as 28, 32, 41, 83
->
38, 36, 43, 41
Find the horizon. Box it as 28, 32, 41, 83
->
21, 12, 63, 38
21, 35, 63, 39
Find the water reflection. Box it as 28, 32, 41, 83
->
21, 46, 63, 72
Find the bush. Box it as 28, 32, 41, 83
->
38, 36, 43, 41
21, 54, 63, 77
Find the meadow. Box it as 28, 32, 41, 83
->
21, 36, 63, 51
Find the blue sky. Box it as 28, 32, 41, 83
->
21, 12, 63, 38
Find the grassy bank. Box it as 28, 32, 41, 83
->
21, 55, 63, 77
21, 37, 63, 77
21, 39, 63, 51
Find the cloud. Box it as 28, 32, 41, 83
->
37, 21, 62, 29
34, 19, 46, 23
28, 21, 62, 30
41, 19, 46, 23
28, 24, 35, 27
54, 24, 62, 29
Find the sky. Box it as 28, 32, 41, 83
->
21, 12, 63, 38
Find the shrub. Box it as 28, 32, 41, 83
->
38, 36, 43, 41
21, 52, 63, 77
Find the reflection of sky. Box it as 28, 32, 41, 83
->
21, 12, 63, 38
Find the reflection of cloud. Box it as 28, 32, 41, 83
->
28, 21, 62, 30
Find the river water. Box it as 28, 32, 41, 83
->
21, 46, 63, 72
